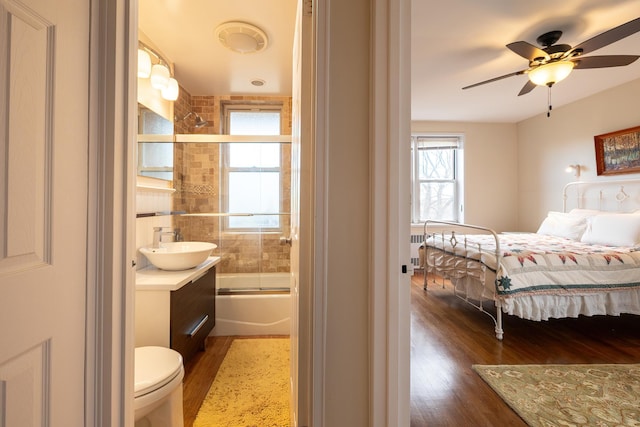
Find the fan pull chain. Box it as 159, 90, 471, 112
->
547, 85, 552, 118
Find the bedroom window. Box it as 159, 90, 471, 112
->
411, 134, 463, 223
222, 106, 282, 231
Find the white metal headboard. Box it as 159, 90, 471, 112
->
563, 178, 640, 213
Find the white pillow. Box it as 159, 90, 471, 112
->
536, 211, 588, 240
580, 213, 640, 247
569, 208, 604, 218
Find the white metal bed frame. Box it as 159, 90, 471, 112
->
422, 178, 640, 340
562, 178, 640, 212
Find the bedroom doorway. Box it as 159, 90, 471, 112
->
103, 0, 411, 424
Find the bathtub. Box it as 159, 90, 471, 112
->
212, 272, 291, 336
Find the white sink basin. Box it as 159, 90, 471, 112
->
140, 242, 217, 271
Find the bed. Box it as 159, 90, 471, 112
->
419, 179, 640, 339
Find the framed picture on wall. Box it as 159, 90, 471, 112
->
594, 126, 640, 176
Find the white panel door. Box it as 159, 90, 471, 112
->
0, 0, 89, 425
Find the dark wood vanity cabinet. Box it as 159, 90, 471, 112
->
169, 266, 216, 363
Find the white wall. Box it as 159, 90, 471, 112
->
412, 78, 640, 235
411, 121, 519, 232
322, 0, 370, 424
517, 78, 640, 231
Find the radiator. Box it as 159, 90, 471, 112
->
410, 233, 424, 269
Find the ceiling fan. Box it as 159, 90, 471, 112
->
463, 17, 640, 96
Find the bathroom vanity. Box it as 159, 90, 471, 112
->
135, 257, 220, 362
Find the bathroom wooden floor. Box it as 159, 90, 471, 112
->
182, 273, 640, 427
181, 336, 233, 427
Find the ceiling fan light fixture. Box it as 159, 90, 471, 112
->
528, 61, 575, 86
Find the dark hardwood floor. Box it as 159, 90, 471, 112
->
411, 272, 640, 426
181, 274, 640, 427
181, 336, 234, 427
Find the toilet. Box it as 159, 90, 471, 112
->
134, 346, 185, 427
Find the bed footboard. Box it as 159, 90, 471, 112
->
421, 220, 504, 340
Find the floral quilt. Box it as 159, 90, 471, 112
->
424, 233, 640, 297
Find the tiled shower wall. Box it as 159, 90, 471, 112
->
173, 88, 292, 274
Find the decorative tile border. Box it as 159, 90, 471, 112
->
175, 183, 217, 195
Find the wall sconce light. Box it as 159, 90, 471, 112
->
150, 63, 170, 89
565, 164, 581, 179
138, 42, 179, 101
161, 78, 180, 101
137, 49, 152, 78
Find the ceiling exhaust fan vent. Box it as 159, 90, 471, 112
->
215, 22, 268, 54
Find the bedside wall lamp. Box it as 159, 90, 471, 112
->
138, 42, 179, 101
565, 164, 581, 179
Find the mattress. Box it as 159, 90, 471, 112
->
421, 232, 640, 321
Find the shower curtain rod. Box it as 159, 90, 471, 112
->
181, 212, 291, 217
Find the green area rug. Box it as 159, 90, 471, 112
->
194, 338, 290, 427
473, 364, 640, 426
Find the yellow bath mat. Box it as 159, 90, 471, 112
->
193, 338, 290, 427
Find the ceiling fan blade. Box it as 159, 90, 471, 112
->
462, 69, 527, 90
506, 41, 550, 61
517, 80, 537, 96
571, 55, 640, 69
570, 17, 640, 56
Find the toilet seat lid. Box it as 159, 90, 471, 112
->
134, 346, 184, 398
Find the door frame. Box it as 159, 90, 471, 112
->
90, 0, 410, 424
370, 0, 411, 424
311, 0, 410, 425
86, 0, 137, 425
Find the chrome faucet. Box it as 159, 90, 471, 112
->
152, 227, 181, 248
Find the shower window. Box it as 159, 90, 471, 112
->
222, 106, 283, 231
